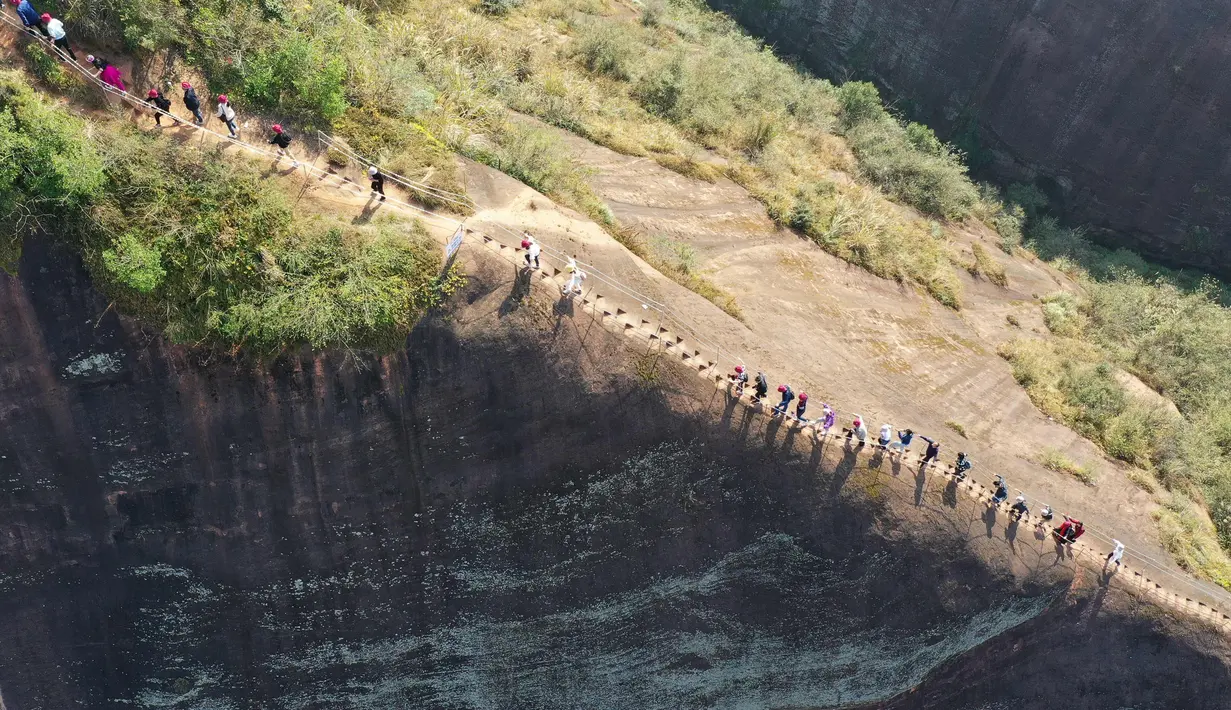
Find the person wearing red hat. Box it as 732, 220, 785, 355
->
215, 94, 238, 138
268, 124, 299, 168
727, 364, 748, 396
39, 12, 77, 60
181, 82, 203, 124
146, 88, 172, 126
794, 392, 808, 421
772, 383, 794, 416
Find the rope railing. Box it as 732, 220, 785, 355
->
313, 131, 478, 211
7, 15, 1229, 620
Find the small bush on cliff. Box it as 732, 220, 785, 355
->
83, 127, 455, 352
0, 71, 105, 270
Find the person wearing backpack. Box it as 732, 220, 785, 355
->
146, 89, 172, 126
794, 392, 808, 421
753, 371, 769, 402
216, 95, 238, 138
772, 384, 794, 416
952, 451, 972, 480
268, 124, 299, 168
181, 82, 203, 124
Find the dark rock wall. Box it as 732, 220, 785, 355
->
708, 0, 1231, 274
0, 243, 1227, 709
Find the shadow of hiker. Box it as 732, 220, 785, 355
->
553, 292, 576, 320
807, 434, 827, 476
983, 504, 997, 538
942, 478, 958, 508
868, 446, 885, 470
352, 194, 379, 225
719, 389, 741, 430
829, 443, 860, 497
913, 466, 928, 507
1005, 517, 1020, 549
890, 452, 903, 477
764, 415, 784, 450
781, 422, 798, 455
499, 267, 533, 316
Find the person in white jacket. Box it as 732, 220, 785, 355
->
523, 237, 541, 270
1105, 540, 1125, 569
216, 94, 238, 138
41, 13, 77, 61
562, 256, 586, 295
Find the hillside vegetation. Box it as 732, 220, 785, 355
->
10, 0, 1231, 581
0, 71, 458, 353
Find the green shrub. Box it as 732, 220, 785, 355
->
478, 0, 523, 15
241, 34, 348, 123
836, 81, 886, 127
845, 118, 979, 220
1040, 291, 1087, 336
574, 21, 640, 81
0, 71, 105, 270
103, 234, 166, 293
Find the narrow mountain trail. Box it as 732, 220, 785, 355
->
4, 18, 1229, 619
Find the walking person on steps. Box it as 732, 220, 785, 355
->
40, 12, 76, 61
562, 256, 586, 296
216, 94, 238, 138
888, 428, 913, 455
952, 451, 972, 481
268, 124, 299, 168
522, 235, 541, 270
753, 371, 769, 402
87, 55, 126, 92
727, 365, 748, 396
991, 475, 1009, 505
181, 82, 203, 124
369, 166, 386, 202
848, 416, 868, 445
146, 89, 172, 126
877, 423, 893, 449
14, 0, 46, 37
918, 435, 941, 467
795, 392, 808, 422
772, 384, 794, 416
818, 404, 835, 437
1105, 540, 1125, 570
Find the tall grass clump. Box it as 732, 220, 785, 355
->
837, 82, 978, 220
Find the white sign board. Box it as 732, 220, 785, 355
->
445, 226, 465, 259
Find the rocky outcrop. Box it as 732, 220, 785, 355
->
0, 242, 1227, 708
708, 0, 1231, 275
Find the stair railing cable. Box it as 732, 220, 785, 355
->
9, 15, 1228, 613
314, 131, 477, 211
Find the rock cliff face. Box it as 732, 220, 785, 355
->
0, 243, 1228, 708
708, 0, 1231, 274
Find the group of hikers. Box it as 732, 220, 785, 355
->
519, 233, 587, 297
9, 0, 1135, 581
724, 363, 1123, 565
7, 3, 393, 201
